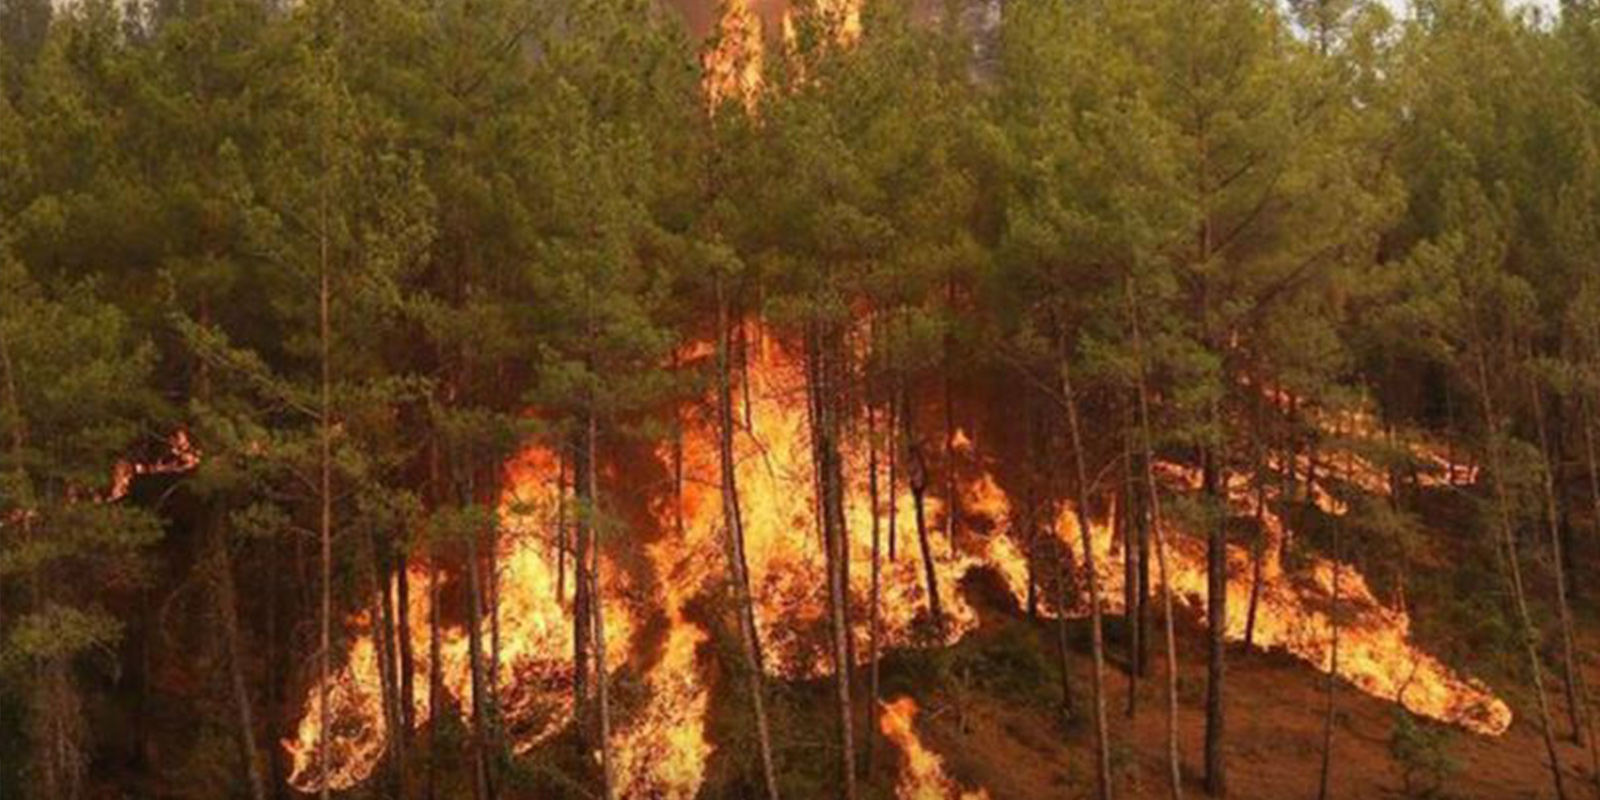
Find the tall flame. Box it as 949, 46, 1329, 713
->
283, 324, 1509, 796
701, 0, 764, 110
879, 696, 990, 800
283, 446, 638, 792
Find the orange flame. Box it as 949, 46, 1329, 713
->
879, 696, 990, 800
282, 326, 1508, 797
702, 0, 765, 110
283, 446, 638, 792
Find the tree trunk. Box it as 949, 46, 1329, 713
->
211, 509, 268, 800
1316, 522, 1341, 800
487, 524, 503, 767
372, 539, 405, 797
1122, 415, 1141, 718
888, 382, 899, 565
1126, 275, 1185, 800
1025, 399, 1040, 621
426, 551, 443, 800
1528, 373, 1588, 746
573, 432, 592, 739
808, 323, 858, 800
716, 280, 782, 800
1578, 397, 1600, 795
903, 387, 943, 629
0, 324, 16, 790
557, 455, 568, 603
944, 367, 960, 559
268, 533, 287, 800
867, 397, 884, 775
397, 553, 416, 747
1474, 349, 1568, 800
1203, 440, 1227, 799
465, 504, 494, 800
1054, 526, 1076, 721
1243, 478, 1266, 650
582, 410, 616, 800
1058, 343, 1115, 800
317, 192, 334, 800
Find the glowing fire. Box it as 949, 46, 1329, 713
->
283, 447, 638, 792
879, 697, 990, 800
1043, 462, 1512, 736
109, 429, 201, 500
283, 326, 1509, 796
702, 0, 764, 110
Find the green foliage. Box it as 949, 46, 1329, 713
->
1388, 709, 1461, 798
3, 0, 1600, 796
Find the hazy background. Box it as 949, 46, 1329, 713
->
667, 0, 1563, 41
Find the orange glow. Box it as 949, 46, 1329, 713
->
282, 326, 1509, 796
702, 0, 764, 110
879, 696, 990, 800
284, 446, 637, 792
109, 428, 200, 500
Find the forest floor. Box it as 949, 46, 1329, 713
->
881, 571, 1600, 800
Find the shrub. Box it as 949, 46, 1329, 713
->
1388, 709, 1459, 798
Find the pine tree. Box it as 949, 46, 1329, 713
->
0, 245, 162, 800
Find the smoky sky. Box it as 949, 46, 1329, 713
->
663, 0, 789, 39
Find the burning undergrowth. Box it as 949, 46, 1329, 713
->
283, 326, 1510, 798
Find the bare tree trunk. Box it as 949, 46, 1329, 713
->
1243, 479, 1266, 650
1316, 523, 1341, 800
370, 539, 402, 797
425, 436, 444, 800
1203, 439, 1227, 799
1528, 373, 1588, 746
888, 372, 899, 564
317, 185, 334, 800
487, 526, 503, 764
0, 324, 16, 795
1058, 339, 1115, 800
392, 553, 409, 732
1127, 276, 1185, 800
426, 433, 444, 800
268, 535, 287, 800
583, 410, 617, 800
944, 368, 960, 559
426, 550, 443, 800
1054, 518, 1076, 722
1578, 397, 1600, 795
867, 396, 884, 775
808, 323, 858, 800
716, 280, 782, 800
1025, 398, 1040, 621
397, 552, 416, 773
864, 313, 886, 776
465, 512, 494, 800
1474, 349, 1567, 800
573, 433, 592, 739
557, 455, 568, 603
1122, 414, 1141, 719
211, 510, 268, 800
903, 387, 943, 628
387, 574, 409, 790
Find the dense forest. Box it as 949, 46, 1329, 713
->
4, 0, 1600, 797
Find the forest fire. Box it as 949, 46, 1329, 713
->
14, 0, 1600, 797
283, 326, 1510, 795
879, 697, 990, 800
1055, 462, 1513, 737
283, 447, 639, 792
701, 0, 763, 109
